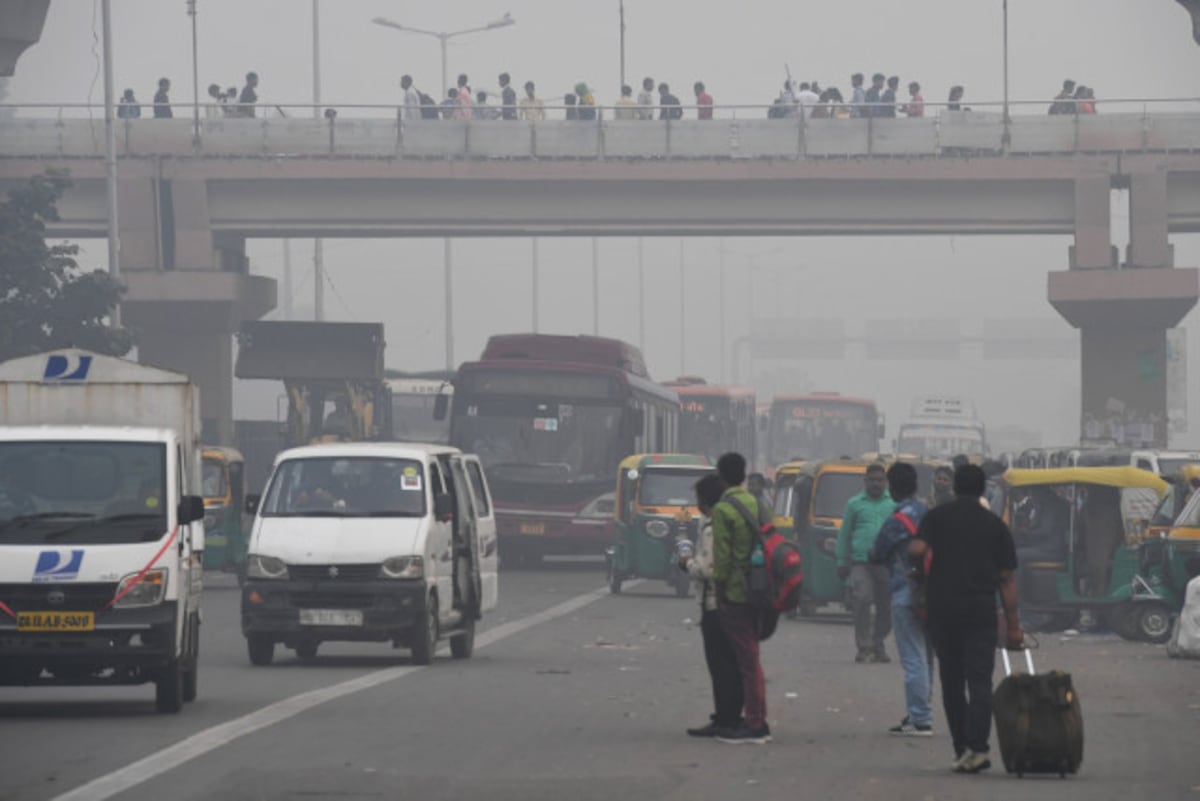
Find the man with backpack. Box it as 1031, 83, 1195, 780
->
869, 462, 934, 737
710, 452, 770, 744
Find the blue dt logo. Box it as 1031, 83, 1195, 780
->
33, 550, 85, 583
43, 355, 93, 381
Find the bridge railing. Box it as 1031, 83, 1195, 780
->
2, 99, 1199, 159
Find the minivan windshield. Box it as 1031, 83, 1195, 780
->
261, 457, 426, 518
0, 441, 168, 545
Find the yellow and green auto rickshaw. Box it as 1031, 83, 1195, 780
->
202, 447, 248, 573
605, 454, 714, 597
1005, 467, 1171, 642
1148, 467, 1200, 614
773, 458, 874, 616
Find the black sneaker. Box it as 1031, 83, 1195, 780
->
888, 718, 933, 737
686, 721, 722, 738
716, 724, 772, 745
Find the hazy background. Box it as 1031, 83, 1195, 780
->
7, 0, 1200, 449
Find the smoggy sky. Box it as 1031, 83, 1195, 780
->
7, 1, 1200, 448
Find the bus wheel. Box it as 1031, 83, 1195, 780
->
247, 635, 275, 666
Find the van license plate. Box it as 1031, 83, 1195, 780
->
17, 612, 94, 632
519, 522, 545, 535
299, 609, 363, 626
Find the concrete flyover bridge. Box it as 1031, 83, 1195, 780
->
1, 99, 1199, 446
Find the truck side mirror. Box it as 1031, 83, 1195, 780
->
178, 495, 206, 525
245, 494, 261, 516
433, 393, 449, 421
434, 492, 455, 522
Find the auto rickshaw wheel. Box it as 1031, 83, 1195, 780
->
1134, 603, 1173, 644
1108, 605, 1142, 641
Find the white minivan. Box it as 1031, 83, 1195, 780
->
240, 443, 497, 666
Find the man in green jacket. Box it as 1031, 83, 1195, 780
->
836, 463, 896, 663
710, 452, 770, 745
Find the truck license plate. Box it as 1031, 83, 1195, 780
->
519, 522, 545, 535
17, 611, 95, 632
299, 609, 363, 626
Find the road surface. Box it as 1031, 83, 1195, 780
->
1, 562, 1198, 800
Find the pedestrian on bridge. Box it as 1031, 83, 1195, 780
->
657, 83, 682, 121
519, 81, 545, 121
902, 82, 925, 117
694, 81, 713, 119
1049, 79, 1076, 114
153, 78, 172, 119
637, 77, 656, 119
238, 72, 259, 118
205, 84, 223, 118
498, 73, 518, 120
614, 85, 638, 120
441, 89, 458, 120
850, 72, 865, 116
880, 76, 900, 118
117, 89, 140, 120
400, 75, 421, 121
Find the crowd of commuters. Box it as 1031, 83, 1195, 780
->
681, 452, 1024, 775
116, 72, 262, 120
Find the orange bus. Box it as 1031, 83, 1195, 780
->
663, 378, 757, 464
764, 392, 883, 470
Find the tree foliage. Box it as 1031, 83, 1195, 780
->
0, 170, 133, 360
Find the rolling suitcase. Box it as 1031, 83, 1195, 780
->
992, 648, 1083, 777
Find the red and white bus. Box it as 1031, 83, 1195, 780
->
450, 334, 679, 565
764, 392, 883, 472
663, 377, 757, 465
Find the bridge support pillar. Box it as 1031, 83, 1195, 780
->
1049, 268, 1198, 448
122, 272, 276, 446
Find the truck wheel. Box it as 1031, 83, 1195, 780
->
182, 614, 199, 702
410, 594, 438, 666
295, 641, 319, 660
155, 659, 184, 714
1135, 603, 1173, 643
247, 635, 275, 666
450, 617, 475, 659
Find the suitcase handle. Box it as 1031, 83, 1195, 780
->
1001, 646, 1035, 676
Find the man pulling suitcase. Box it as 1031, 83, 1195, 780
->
908, 464, 1024, 774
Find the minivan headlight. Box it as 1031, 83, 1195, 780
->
380, 556, 424, 579
112, 568, 167, 608
246, 554, 288, 580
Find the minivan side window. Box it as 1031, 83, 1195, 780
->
466, 461, 491, 517
429, 463, 445, 496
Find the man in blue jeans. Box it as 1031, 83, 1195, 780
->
870, 462, 933, 736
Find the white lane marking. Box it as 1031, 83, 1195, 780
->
53, 582, 625, 801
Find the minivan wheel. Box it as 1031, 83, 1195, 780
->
247, 635, 275, 666
410, 594, 438, 666
450, 617, 475, 659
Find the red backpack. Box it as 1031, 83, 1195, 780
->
724, 495, 805, 613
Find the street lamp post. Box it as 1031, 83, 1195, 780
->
1002, 0, 1011, 149
372, 12, 516, 369
619, 0, 626, 91
101, 0, 120, 328
187, 0, 199, 148
313, 0, 325, 322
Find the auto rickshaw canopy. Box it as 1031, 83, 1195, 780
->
1004, 466, 1169, 496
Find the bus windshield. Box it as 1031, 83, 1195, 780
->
897, 427, 986, 459
454, 398, 623, 482
768, 401, 878, 465
679, 401, 734, 462
0, 441, 168, 545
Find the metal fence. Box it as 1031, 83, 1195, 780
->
2, 101, 1200, 160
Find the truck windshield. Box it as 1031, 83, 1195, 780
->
391, 393, 451, 444
261, 457, 426, 517
0, 441, 168, 544
638, 468, 712, 507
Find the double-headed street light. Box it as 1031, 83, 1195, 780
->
372, 12, 515, 101
371, 12, 516, 369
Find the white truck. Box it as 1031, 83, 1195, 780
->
0, 349, 206, 713
895, 395, 988, 459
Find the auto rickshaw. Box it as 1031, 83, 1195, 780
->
774, 459, 873, 615
605, 454, 713, 597
201, 447, 248, 573
1004, 467, 1172, 642
1145, 467, 1200, 615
